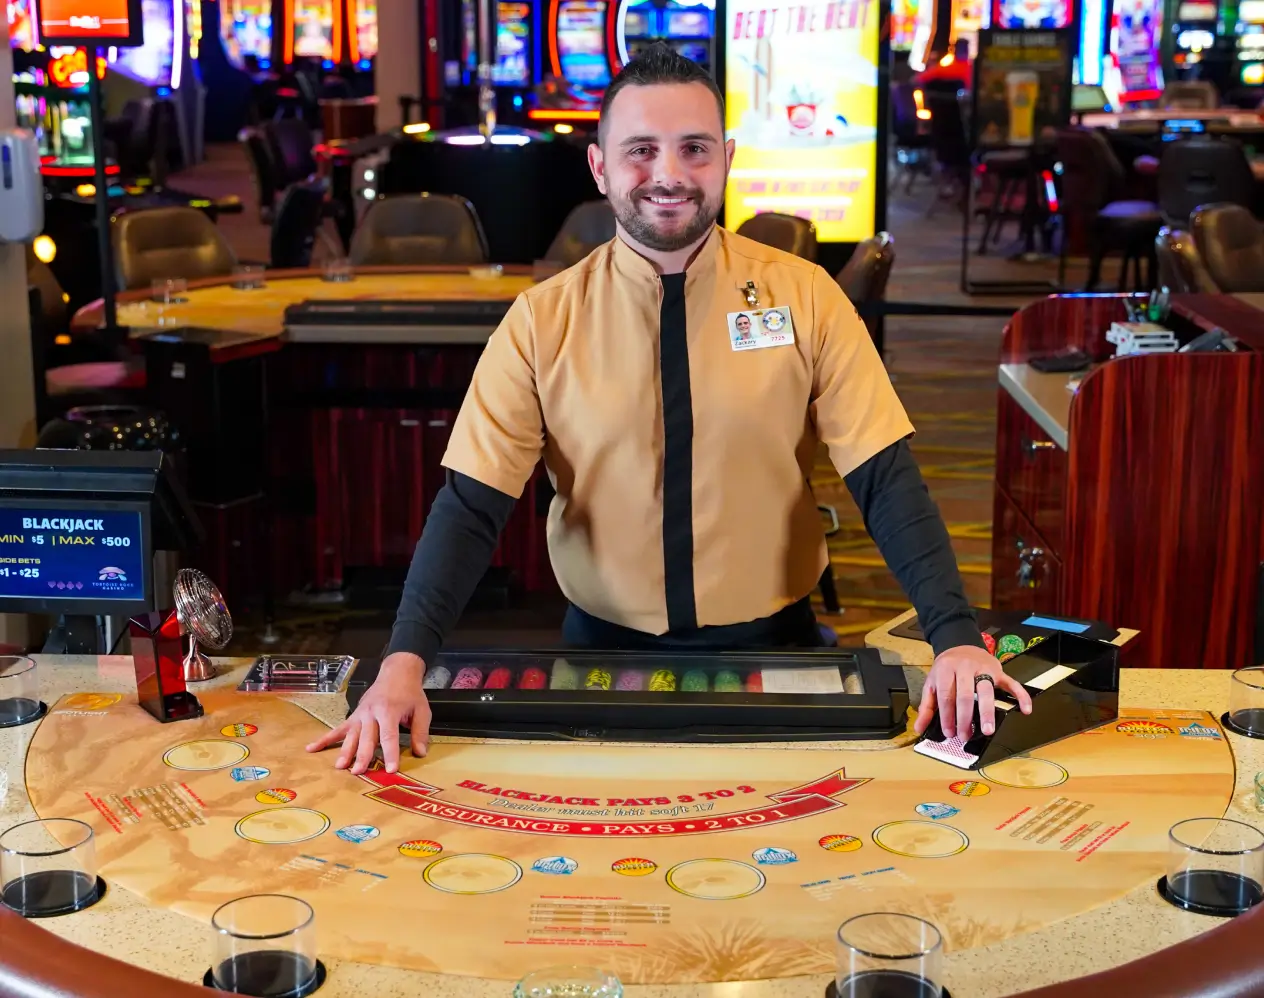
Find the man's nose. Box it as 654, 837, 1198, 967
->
651, 148, 687, 187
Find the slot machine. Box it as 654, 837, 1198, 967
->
1236, 0, 1264, 88
220, 0, 275, 72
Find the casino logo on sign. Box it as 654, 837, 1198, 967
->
255, 788, 297, 805
336, 824, 380, 844
221, 723, 258, 738
1116, 720, 1172, 739
915, 802, 960, 821
399, 839, 443, 859
753, 846, 798, 865
230, 766, 270, 782
949, 780, 990, 797
1179, 722, 1222, 739
818, 834, 862, 853
761, 309, 786, 332
532, 856, 579, 875
612, 857, 657, 876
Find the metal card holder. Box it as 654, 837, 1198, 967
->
237, 655, 358, 693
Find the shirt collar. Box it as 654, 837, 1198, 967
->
610, 225, 722, 288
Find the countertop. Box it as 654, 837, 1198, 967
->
0, 648, 1257, 998
998, 363, 1078, 451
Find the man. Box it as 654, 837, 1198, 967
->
308, 44, 1031, 776
733, 312, 753, 340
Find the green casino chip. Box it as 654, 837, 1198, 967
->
681, 669, 709, 692
997, 634, 1025, 657
713, 670, 742, 692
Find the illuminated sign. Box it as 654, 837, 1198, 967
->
724, 0, 880, 241
37, 0, 145, 46
47, 45, 108, 86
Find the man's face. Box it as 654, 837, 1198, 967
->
736, 314, 751, 336
589, 82, 735, 253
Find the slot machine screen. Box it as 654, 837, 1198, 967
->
672, 40, 708, 60
9, 0, 39, 51
290, 0, 334, 60
624, 9, 651, 34
1241, 0, 1264, 19
1176, 1, 1217, 17
354, 0, 377, 62
1243, 61, 1264, 84
108, 0, 176, 86
220, 1, 273, 69
991, 0, 1069, 29
557, 0, 610, 86
493, 1, 531, 84
665, 8, 710, 34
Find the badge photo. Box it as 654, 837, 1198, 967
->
728, 307, 796, 352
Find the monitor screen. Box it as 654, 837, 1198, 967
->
0, 505, 147, 607
290, 0, 334, 60
38, 0, 143, 45
557, 0, 609, 86
1071, 83, 1109, 110
109, 0, 176, 87
353, 0, 376, 61
665, 8, 710, 34
1176, 0, 1218, 18
623, 9, 651, 34
493, 1, 530, 85
9, 0, 40, 51
220, 0, 273, 68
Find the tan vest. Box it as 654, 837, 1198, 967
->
443, 225, 913, 634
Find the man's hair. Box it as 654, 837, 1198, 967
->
598, 42, 725, 144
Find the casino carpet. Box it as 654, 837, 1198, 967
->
202, 152, 1117, 655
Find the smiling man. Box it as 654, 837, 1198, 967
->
308, 43, 1031, 776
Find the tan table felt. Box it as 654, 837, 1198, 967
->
99, 271, 534, 340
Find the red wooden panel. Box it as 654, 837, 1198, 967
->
995, 390, 1067, 555
1065, 353, 1264, 669
1000, 295, 1130, 364
991, 485, 1063, 615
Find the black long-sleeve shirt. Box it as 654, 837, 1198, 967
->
385, 439, 982, 664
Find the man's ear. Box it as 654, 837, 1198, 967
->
724, 137, 736, 172
588, 141, 607, 195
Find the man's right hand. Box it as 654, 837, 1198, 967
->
305, 652, 432, 775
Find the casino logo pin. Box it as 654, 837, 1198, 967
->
753, 846, 798, 865
336, 824, 380, 844
230, 766, 271, 782
612, 857, 657, 876
949, 780, 991, 797
818, 834, 863, 853
532, 856, 579, 875
221, 723, 258, 738
761, 309, 786, 332
399, 839, 443, 859
915, 802, 960, 821
255, 788, 297, 805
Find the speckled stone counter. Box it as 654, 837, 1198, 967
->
0, 644, 1257, 998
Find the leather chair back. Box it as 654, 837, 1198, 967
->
735, 212, 818, 261
112, 206, 239, 291
263, 116, 317, 188
270, 179, 329, 269
240, 125, 280, 222
545, 199, 616, 267
1154, 226, 1220, 292
0, 903, 217, 997
1190, 201, 1264, 292
835, 232, 894, 343
1156, 137, 1255, 227
1159, 80, 1219, 109
924, 88, 971, 177
349, 193, 489, 266
1054, 127, 1125, 213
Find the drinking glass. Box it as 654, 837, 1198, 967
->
212, 894, 319, 997
836, 913, 944, 998
0, 656, 40, 727
1163, 817, 1264, 916
0, 817, 100, 917
1225, 666, 1264, 738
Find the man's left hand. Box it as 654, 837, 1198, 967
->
914, 644, 1033, 740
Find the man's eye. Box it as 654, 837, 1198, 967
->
629, 146, 651, 157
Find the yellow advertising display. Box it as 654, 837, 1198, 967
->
725, 0, 880, 241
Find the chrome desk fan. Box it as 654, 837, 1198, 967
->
174, 568, 233, 682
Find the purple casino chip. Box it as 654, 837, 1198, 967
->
451, 667, 484, 690
615, 669, 646, 691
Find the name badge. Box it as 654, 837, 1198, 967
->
728, 307, 795, 352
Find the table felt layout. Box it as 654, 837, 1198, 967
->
117, 273, 536, 339
26, 691, 1233, 983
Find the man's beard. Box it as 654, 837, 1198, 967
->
609, 183, 722, 252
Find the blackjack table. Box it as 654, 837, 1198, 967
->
1, 612, 1262, 997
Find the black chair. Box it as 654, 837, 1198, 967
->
735, 212, 818, 261
889, 82, 932, 194
1190, 202, 1264, 292
349, 193, 490, 266
1159, 81, 1219, 109
112, 206, 239, 291
1156, 137, 1256, 228
545, 200, 616, 267
835, 231, 895, 346
1055, 127, 1162, 291
263, 116, 318, 189
240, 126, 281, 225
270, 180, 331, 269
1154, 226, 1220, 293
924, 89, 971, 213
